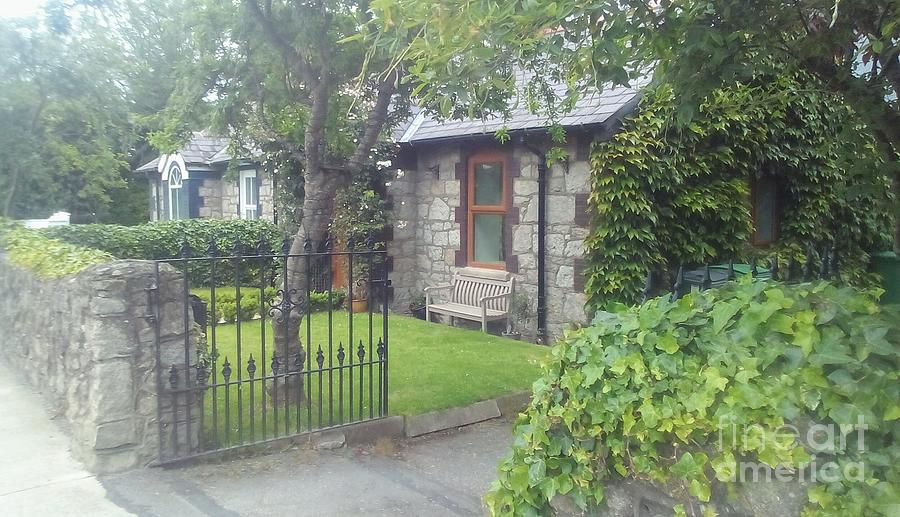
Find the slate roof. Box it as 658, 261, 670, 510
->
135, 132, 231, 172
395, 73, 640, 144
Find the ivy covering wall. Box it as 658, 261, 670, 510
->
584, 75, 893, 309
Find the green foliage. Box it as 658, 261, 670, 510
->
329, 169, 389, 243
377, 0, 899, 156
0, 1, 189, 223
0, 220, 113, 278
42, 219, 284, 286
192, 287, 347, 324
585, 78, 893, 308
486, 279, 900, 516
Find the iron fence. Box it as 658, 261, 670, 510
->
151, 235, 389, 462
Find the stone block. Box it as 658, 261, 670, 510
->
428, 198, 450, 220
547, 195, 576, 224
513, 226, 533, 253
566, 160, 590, 193
563, 292, 587, 323
556, 266, 575, 289
90, 296, 127, 315
91, 360, 134, 420
564, 239, 584, 258
85, 319, 135, 359
94, 418, 136, 449
514, 178, 538, 196
495, 391, 532, 417
546, 233, 567, 256
343, 415, 406, 444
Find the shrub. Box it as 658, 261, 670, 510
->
193, 288, 346, 324
0, 220, 113, 278
43, 219, 284, 286
487, 278, 899, 516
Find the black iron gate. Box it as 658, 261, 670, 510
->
150, 236, 389, 462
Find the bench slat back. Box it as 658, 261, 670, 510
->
451, 269, 514, 312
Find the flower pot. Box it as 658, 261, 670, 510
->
411, 306, 426, 320
351, 298, 368, 313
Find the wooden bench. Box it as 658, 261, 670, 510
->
424, 267, 515, 332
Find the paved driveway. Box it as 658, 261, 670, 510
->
1, 360, 515, 516
102, 418, 512, 516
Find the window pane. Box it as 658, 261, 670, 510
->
754, 178, 776, 242
474, 162, 503, 205
473, 214, 504, 263
244, 177, 254, 205
171, 188, 181, 220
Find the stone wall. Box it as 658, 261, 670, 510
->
219, 172, 275, 221
0, 257, 198, 473
197, 178, 224, 218
221, 179, 240, 218
386, 137, 592, 340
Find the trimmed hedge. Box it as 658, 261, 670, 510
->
42, 219, 284, 259
43, 219, 284, 286
193, 288, 347, 324
487, 278, 900, 516
0, 219, 113, 278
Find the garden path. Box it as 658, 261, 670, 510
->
0, 360, 133, 516
0, 357, 514, 516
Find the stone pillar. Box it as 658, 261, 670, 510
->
0, 258, 200, 473
386, 168, 419, 313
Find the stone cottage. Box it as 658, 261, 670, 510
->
386, 85, 641, 341
136, 132, 276, 222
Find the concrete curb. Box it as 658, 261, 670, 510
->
404, 391, 532, 438
405, 400, 501, 438
154, 392, 532, 468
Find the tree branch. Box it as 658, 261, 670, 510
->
346, 71, 396, 171
242, 0, 317, 86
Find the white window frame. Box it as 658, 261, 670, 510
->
168, 164, 184, 220
239, 169, 259, 220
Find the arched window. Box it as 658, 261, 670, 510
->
168, 164, 185, 220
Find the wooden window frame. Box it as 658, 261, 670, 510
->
467, 150, 509, 270
750, 175, 780, 247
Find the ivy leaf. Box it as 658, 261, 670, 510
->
528, 459, 546, 486
670, 451, 707, 479
883, 405, 900, 421
710, 451, 737, 482
769, 313, 795, 335
656, 333, 680, 354
711, 300, 742, 334
689, 478, 712, 502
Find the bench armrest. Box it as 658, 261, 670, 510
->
425, 284, 453, 304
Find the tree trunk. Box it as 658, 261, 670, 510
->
270, 169, 348, 403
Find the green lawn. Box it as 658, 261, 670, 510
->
195, 310, 547, 448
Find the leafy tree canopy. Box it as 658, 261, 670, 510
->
374, 0, 898, 149
0, 0, 194, 224
154, 0, 410, 236
371, 0, 900, 249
